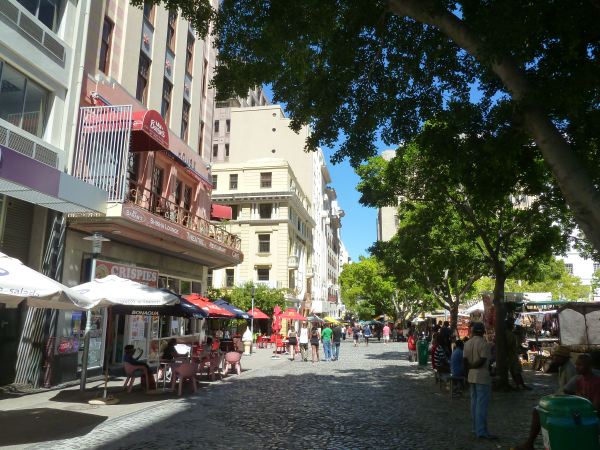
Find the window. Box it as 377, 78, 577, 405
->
181, 100, 190, 141
136, 53, 151, 105
202, 59, 208, 97
0, 61, 49, 138
212, 144, 218, 157
214, 120, 220, 133
183, 185, 192, 211
198, 120, 205, 154
185, 33, 195, 75
98, 17, 114, 74
258, 234, 270, 253
151, 166, 164, 211
225, 269, 235, 287
230, 205, 239, 220
565, 263, 574, 275
259, 203, 272, 219
211, 175, 217, 190
174, 179, 182, 205
143, 1, 155, 23
225, 144, 230, 157
207, 269, 213, 288
161, 78, 172, 125
260, 172, 272, 188
17, 0, 61, 31
257, 268, 270, 281
226, 119, 230, 132
166, 10, 177, 52
229, 174, 238, 190
289, 270, 296, 290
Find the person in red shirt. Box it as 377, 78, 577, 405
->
407, 332, 417, 362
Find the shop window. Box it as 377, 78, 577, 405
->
565, 263, 574, 275
98, 16, 114, 74
258, 234, 270, 253
229, 174, 238, 190
136, 53, 151, 105
259, 203, 272, 219
198, 120, 205, 155
183, 185, 192, 211
226, 268, 234, 287
211, 175, 217, 190
226, 119, 230, 132
17, 0, 61, 32
0, 61, 49, 138
166, 9, 177, 52
260, 172, 272, 188
214, 119, 219, 133
181, 100, 190, 141
161, 78, 172, 125
185, 32, 194, 75
225, 143, 230, 157
257, 268, 269, 281
207, 269, 213, 288
192, 281, 202, 293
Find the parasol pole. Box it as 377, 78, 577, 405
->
250, 285, 255, 354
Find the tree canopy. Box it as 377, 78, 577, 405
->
207, 282, 286, 316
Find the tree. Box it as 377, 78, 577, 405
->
132, 0, 600, 254
339, 256, 432, 321
371, 201, 487, 332
356, 117, 573, 386
208, 282, 286, 317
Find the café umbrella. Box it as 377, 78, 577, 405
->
0, 252, 86, 310
279, 308, 307, 321
248, 307, 269, 320
214, 298, 250, 319
184, 294, 235, 318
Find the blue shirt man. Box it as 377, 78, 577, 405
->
451, 340, 464, 378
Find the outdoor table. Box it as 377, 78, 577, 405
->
158, 360, 173, 390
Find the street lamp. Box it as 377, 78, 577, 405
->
80, 233, 110, 392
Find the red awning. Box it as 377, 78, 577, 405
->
211, 204, 232, 221
248, 307, 270, 319
130, 110, 169, 152
184, 293, 235, 318
279, 308, 307, 321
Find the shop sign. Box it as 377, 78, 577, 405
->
121, 204, 242, 262
131, 310, 159, 316
94, 259, 159, 287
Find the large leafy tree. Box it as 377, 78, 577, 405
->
372, 201, 487, 332
134, 0, 600, 253
357, 116, 573, 385
208, 282, 286, 316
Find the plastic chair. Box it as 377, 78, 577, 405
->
268, 335, 276, 349
123, 362, 149, 393
275, 336, 286, 354
171, 362, 198, 396
199, 352, 222, 381
223, 351, 242, 376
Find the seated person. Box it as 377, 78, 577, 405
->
123, 345, 156, 390
162, 338, 183, 360
200, 337, 214, 361
515, 353, 600, 450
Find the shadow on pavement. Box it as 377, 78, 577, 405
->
0, 407, 107, 446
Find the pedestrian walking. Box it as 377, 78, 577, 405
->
463, 322, 497, 440
363, 324, 372, 346
383, 323, 390, 344
332, 324, 342, 360
287, 325, 298, 361
352, 324, 360, 347
407, 332, 417, 362
321, 324, 333, 361
341, 325, 347, 341
299, 322, 309, 362
310, 326, 320, 362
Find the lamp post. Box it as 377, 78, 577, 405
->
80, 233, 110, 392
250, 285, 255, 354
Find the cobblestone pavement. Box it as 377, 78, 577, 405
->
28, 341, 556, 450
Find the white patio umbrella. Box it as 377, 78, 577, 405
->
71, 274, 180, 309
464, 301, 485, 314
0, 252, 86, 309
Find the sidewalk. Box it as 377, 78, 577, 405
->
0, 346, 285, 449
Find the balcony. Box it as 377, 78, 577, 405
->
287, 255, 299, 269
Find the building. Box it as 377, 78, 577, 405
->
47, 0, 242, 386
0, 0, 108, 387
376, 149, 398, 242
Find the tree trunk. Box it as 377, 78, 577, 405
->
388, 0, 600, 253
450, 298, 459, 335
493, 272, 509, 389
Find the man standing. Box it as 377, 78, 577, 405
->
439, 321, 452, 354
383, 323, 391, 345
463, 322, 497, 440
332, 324, 343, 361
321, 323, 333, 361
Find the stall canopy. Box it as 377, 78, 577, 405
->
248, 307, 269, 319
464, 301, 484, 314
279, 308, 307, 321
184, 294, 235, 318
324, 316, 340, 324
214, 298, 250, 319
0, 252, 86, 310
558, 303, 600, 346
72, 275, 180, 309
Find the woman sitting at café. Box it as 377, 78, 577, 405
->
157, 338, 183, 381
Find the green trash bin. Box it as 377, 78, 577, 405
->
417, 339, 429, 366
537, 395, 600, 450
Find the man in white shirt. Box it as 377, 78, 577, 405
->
463, 322, 497, 440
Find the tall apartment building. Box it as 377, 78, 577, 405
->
211, 104, 346, 316
0, 0, 107, 387
376, 149, 398, 242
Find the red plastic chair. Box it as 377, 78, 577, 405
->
268, 335, 276, 349
199, 352, 223, 381
171, 362, 198, 396
123, 362, 149, 393
275, 336, 286, 354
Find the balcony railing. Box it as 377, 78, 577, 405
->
127, 180, 241, 250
